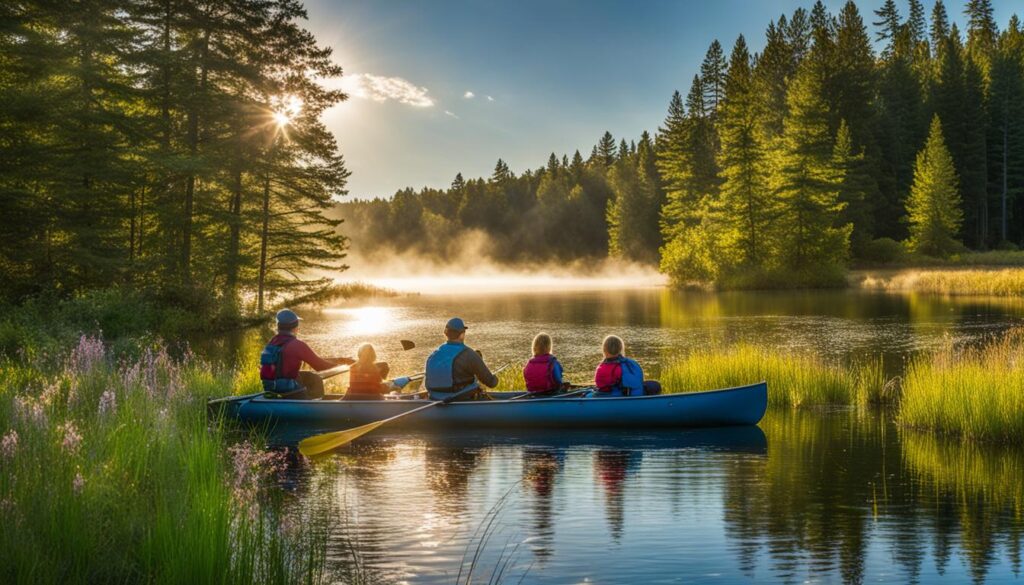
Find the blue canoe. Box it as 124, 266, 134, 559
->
217, 382, 767, 435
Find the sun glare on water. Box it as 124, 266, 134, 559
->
327, 306, 396, 337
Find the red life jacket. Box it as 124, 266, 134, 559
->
348, 361, 385, 395
524, 354, 558, 392
594, 358, 624, 393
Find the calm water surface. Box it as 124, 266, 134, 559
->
214, 288, 1024, 584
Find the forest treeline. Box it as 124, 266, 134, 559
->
342, 0, 1024, 288
0, 1, 348, 313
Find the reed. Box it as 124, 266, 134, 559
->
860, 268, 1024, 296
899, 332, 1024, 442
0, 335, 331, 584
659, 345, 888, 408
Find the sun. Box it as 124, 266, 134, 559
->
271, 95, 303, 128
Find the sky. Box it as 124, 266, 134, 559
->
303, 0, 1019, 200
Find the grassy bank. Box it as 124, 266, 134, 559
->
659, 345, 890, 408
0, 335, 332, 584
900, 334, 1024, 442
859, 267, 1024, 296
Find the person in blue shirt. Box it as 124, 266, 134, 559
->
424, 317, 498, 401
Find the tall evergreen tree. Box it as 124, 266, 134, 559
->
596, 132, 618, 168
834, 120, 875, 254
989, 17, 1024, 243
931, 1, 950, 58
906, 116, 963, 257
771, 59, 850, 273
700, 40, 727, 114
873, 0, 902, 57
717, 35, 772, 266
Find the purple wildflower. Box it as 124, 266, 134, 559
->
98, 390, 117, 417
1, 430, 18, 459
60, 422, 82, 454
14, 397, 47, 429
69, 334, 106, 373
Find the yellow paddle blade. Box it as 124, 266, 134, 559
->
298, 419, 388, 457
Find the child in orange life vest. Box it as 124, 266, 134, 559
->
523, 333, 565, 396
592, 335, 661, 397
342, 343, 391, 400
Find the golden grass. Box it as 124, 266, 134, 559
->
860, 268, 1024, 296
659, 345, 888, 408
899, 331, 1024, 442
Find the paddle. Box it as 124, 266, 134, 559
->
298, 362, 511, 456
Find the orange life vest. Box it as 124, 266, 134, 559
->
348, 361, 385, 395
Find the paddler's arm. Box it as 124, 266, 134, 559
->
465, 349, 499, 388
295, 340, 353, 371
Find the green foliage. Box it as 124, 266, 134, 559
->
861, 237, 906, 263
901, 331, 1024, 442
660, 345, 889, 408
906, 116, 964, 258
0, 338, 334, 583
0, 0, 349, 314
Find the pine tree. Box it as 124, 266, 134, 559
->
786, 10, 812, 65
989, 17, 1024, 243
656, 91, 694, 238
596, 132, 618, 168
771, 59, 850, 273
873, 0, 901, 57
965, 0, 998, 78
833, 120, 875, 255
700, 40, 727, 114
717, 35, 771, 266
931, 1, 950, 58
908, 0, 926, 46
491, 159, 512, 183
754, 18, 794, 143
906, 116, 963, 257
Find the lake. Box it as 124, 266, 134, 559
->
221, 287, 1024, 584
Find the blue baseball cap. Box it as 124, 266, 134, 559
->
276, 309, 302, 326
445, 317, 468, 332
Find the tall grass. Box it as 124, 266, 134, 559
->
659, 345, 890, 408
860, 268, 1024, 296
899, 332, 1024, 442
0, 335, 331, 584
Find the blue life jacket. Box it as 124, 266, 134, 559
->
259, 337, 301, 394
425, 342, 468, 391
618, 357, 644, 395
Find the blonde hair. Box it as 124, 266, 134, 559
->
532, 333, 552, 355
602, 335, 624, 357
356, 343, 377, 364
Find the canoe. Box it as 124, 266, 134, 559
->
217, 382, 767, 436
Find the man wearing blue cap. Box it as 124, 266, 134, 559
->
259, 309, 354, 398
424, 317, 498, 401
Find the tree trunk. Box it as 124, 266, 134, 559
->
129, 189, 136, 262
1002, 112, 1009, 243
181, 29, 210, 283
257, 174, 271, 314
226, 169, 243, 293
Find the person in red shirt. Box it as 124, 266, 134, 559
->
260, 309, 353, 397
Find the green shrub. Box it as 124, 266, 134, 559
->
861, 237, 905, 264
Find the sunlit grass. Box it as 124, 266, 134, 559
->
659, 345, 889, 408
861, 268, 1024, 296
0, 336, 331, 584
899, 332, 1024, 442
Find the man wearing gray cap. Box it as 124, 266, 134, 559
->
424, 317, 499, 401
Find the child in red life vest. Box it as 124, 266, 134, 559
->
592, 335, 661, 397
343, 343, 391, 400
523, 333, 565, 396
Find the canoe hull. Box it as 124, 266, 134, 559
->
224, 382, 768, 435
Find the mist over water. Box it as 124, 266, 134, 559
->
339, 243, 667, 294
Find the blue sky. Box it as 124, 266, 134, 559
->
304, 0, 1018, 200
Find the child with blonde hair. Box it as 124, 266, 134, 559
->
522, 333, 565, 396
343, 343, 391, 400
592, 335, 660, 397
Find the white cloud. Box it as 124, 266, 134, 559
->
486, 95, 495, 102
339, 73, 434, 107
444, 110, 459, 118
464, 91, 475, 99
